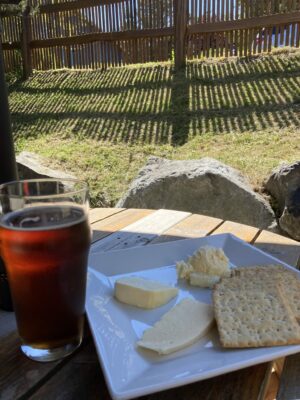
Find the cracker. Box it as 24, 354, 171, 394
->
232, 264, 286, 277
213, 282, 300, 348
216, 274, 276, 292
232, 264, 300, 321
279, 279, 300, 322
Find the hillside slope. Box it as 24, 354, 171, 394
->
10, 49, 300, 206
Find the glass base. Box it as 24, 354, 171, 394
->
21, 338, 82, 362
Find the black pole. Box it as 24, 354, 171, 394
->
0, 20, 18, 311
0, 22, 18, 184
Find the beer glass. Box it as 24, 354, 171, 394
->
0, 179, 91, 362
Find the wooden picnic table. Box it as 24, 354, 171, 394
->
1, 207, 300, 400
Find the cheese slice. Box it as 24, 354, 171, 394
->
137, 298, 214, 354
114, 276, 178, 309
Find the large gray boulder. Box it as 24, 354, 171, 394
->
264, 161, 300, 241
17, 151, 76, 181
264, 161, 300, 214
279, 187, 300, 240
117, 157, 275, 229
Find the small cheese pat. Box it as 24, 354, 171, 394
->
114, 276, 178, 309
189, 272, 220, 288
137, 298, 214, 354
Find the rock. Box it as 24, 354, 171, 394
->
279, 187, 300, 240
264, 161, 300, 241
264, 161, 300, 214
17, 151, 76, 181
117, 157, 275, 229
265, 220, 284, 235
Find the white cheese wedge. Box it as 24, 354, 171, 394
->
137, 298, 214, 354
114, 276, 178, 309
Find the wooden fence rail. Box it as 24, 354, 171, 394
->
1, 0, 300, 77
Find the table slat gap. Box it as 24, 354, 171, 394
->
89, 207, 125, 224
205, 219, 226, 235
211, 220, 260, 243
257, 361, 275, 400
250, 229, 262, 245
150, 214, 224, 244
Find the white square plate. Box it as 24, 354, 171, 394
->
86, 233, 300, 400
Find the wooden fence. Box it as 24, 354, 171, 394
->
187, 0, 300, 59
1, 0, 300, 76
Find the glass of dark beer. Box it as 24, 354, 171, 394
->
0, 179, 91, 362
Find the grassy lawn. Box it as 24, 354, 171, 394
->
9, 48, 300, 207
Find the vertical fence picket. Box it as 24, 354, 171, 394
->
21, 7, 32, 78
296, 23, 300, 46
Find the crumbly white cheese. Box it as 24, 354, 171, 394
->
176, 260, 193, 279
188, 246, 230, 277
176, 245, 230, 288
114, 276, 178, 309
137, 298, 214, 354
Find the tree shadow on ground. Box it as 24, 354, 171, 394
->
169, 67, 190, 145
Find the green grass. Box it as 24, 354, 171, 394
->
10, 48, 300, 206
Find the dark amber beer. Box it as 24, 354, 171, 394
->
0, 180, 91, 362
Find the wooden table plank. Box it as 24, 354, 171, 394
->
92, 208, 154, 243
29, 340, 111, 400
212, 220, 260, 243
91, 209, 191, 252
150, 214, 223, 244
254, 230, 300, 268
145, 362, 272, 400
0, 318, 65, 400
27, 334, 271, 400
89, 207, 125, 224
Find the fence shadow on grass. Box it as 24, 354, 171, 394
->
9, 53, 300, 145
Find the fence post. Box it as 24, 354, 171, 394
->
21, 6, 32, 79
174, 0, 188, 69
